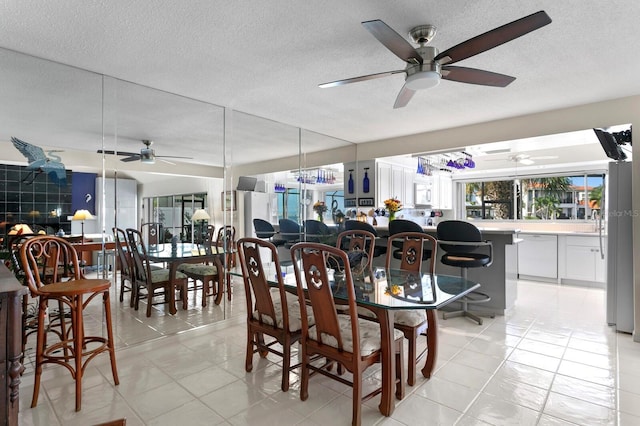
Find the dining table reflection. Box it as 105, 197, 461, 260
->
145, 242, 224, 314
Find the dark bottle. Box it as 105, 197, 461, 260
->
348, 169, 354, 194
363, 167, 370, 193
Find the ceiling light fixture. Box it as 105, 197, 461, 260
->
405, 70, 441, 90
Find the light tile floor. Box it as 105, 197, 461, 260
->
17, 278, 640, 425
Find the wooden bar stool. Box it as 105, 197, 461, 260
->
20, 236, 119, 411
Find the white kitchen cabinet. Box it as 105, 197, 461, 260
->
376, 162, 392, 206
391, 167, 403, 202
403, 168, 415, 207
376, 161, 415, 208
517, 233, 558, 279
563, 236, 606, 283
437, 174, 453, 210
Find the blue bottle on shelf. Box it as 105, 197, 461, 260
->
348, 169, 354, 194
363, 167, 370, 193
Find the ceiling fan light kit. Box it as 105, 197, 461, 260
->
320, 10, 552, 108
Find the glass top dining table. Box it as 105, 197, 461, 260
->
230, 262, 480, 417
145, 242, 224, 313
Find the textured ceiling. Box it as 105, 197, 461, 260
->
0, 1, 638, 169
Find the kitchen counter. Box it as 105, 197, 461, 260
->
374, 225, 521, 236
516, 230, 604, 236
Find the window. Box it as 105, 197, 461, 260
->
464, 173, 605, 221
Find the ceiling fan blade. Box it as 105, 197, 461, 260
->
442, 66, 515, 87
319, 70, 405, 88
434, 10, 551, 65
393, 84, 416, 109
362, 20, 423, 64
156, 155, 193, 160
120, 155, 141, 162
96, 149, 139, 157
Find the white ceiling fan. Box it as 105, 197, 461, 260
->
486, 153, 558, 166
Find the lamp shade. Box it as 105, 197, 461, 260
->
192, 209, 210, 222
72, 209, 94, 221
8, 223, 33, 235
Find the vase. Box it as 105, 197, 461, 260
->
318, 214, 324, 223
389, 212, 396, 221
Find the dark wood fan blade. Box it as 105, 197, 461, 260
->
393, 84, 416, 109
319, 70, 405, 88
434, 10, 551, 65
120, 155, 141, 162
362, 20, 423, 64
442, 66, 515, 87
96, 149, 139, 156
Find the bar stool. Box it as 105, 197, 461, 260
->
436, 220, 494, 325
20, 236, 119, 411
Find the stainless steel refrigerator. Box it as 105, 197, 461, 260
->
605, 160, 634, 333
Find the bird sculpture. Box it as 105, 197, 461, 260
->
11, 137, 67, 186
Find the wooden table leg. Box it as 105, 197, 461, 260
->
374, 307, 395, 416
168, 262, 178, 315
421, 309, 438, 379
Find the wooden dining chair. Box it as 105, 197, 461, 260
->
290, 242, 405, 425
113, 227, 135, 305
125, 228, 189, 317
215, 225, 236, 301
237, 237, 306, 391
177, 227, 223, 307
19, 236, 119, 411
386, 231, 438, 386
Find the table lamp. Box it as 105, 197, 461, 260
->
192, 209, 210, 243
8, 223, 34, 235
72, 209, 94, 241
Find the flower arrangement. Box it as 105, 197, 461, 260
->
384, 197, 402, 220
313, 201, 328, 222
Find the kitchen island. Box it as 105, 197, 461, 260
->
374, 225, 520, 315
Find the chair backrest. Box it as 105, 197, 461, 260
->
278, 219, 302, 241
344, 220, 379, 236
436, 220, 482, 254
291, 242, 360, 354
253, 218, 276, 239
336, 229, 375, 273
215, 225, 236, 253
304, 219, 334, 244
237, 237, 290, 329
125, 228, 152, 284
140, 222, 163, 246
113, 227, 133, 278
19, 235, 83, 295
386, 231, 437, 273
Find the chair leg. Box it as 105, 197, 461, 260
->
245, 328, 254, 373
31, 298, 47, 408
300, 346, 310, 401
281, 335, 291, 392
395, 339, 405, 400
146, 286, 153, 317
407, 329, 418, 386
352, 369, 362, 426
103, 291, 119, 386
201, 279, 208, 307
73, 294, 83, 411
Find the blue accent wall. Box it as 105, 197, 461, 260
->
71, 172, 96, 214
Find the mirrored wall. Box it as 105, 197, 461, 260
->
0, 46, 356, 349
